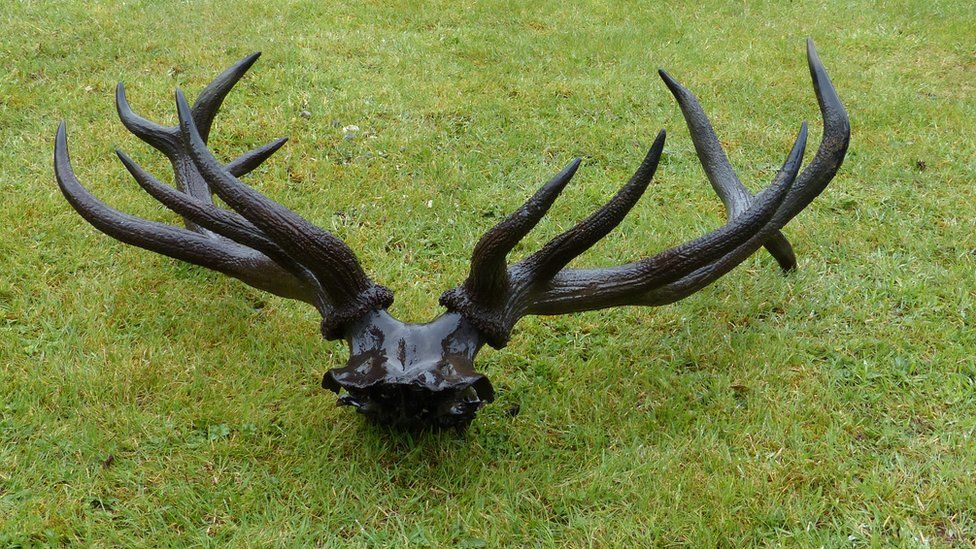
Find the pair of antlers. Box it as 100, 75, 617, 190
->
55, 39, 848, 350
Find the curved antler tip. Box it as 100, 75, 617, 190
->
657, 69, 685, 94
796, 122, 809, 153
114, 82, 128, 107
232, 52, 262, 75
55, 121, 70, 155
550, 157, 582, 185
54, 121, 74, 185
174, 88, 192, 116
115, 81, 133, 103
658, 69, 695, 103
555, 157, 582, 185
174, 88, 200, 139
114, 148, 142, 179
802, 39, 847, 133
790, 122, 809, 160
648, 128, 667, 154
632, 129, 666, 171
805, 39, 832, 86
559, 157, 583, 182
806, 39, 820, 63
114, 148, 152, 185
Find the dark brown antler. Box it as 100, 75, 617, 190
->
54, 53, 393, 338
441, 38, 849, 348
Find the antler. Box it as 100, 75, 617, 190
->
441, 39, 850, 348
54, 53, 392, 339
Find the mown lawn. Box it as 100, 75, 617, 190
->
1, 0, 975, 545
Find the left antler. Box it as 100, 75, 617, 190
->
441, 39, 849, 348
55, 53, 393, 339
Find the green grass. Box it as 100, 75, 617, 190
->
1, 0, 975, 545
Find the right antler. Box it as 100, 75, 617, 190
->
441, 38, 850, 348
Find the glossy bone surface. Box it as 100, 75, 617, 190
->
324, 311, 492, 427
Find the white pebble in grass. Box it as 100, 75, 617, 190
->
426, 200, 433, 208
342, 125, 360, 140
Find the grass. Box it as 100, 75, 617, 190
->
1, 0, 975, 545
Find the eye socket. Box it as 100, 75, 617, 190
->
460, 387, 479, 402
469, 376, 495, 402
321, 371, 342, 392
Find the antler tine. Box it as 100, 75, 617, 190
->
116, 53, 283, 211
117, 81, 283, 179
54, 122, 315, 303
175, 90, 394, 336
520, 130, 666, 281
527, 39, 849, 315
463, 158, 581, 305
191, 52, 261, 142
115, 52, 259, 152
115, 83, 177, 153
796, 38, 850, 200
224, 137, 289, 177
658, 69, 798, 272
